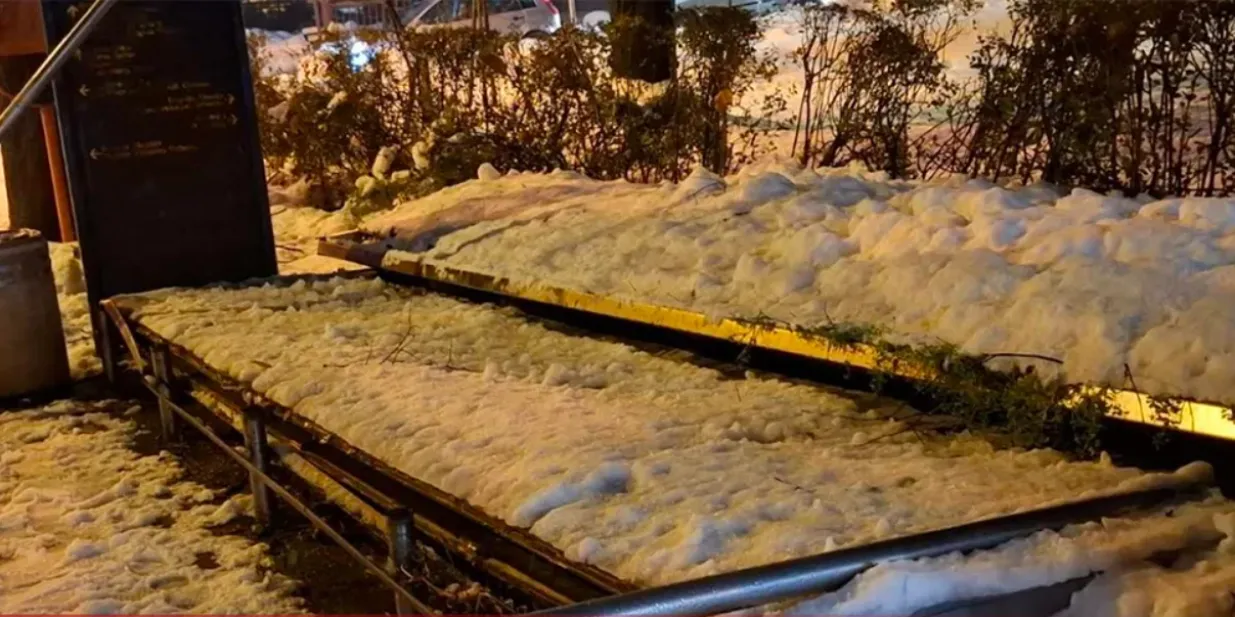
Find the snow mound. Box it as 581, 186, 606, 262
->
363, 163, 1235, 404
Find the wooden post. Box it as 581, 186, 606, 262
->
315, 0, 334, 27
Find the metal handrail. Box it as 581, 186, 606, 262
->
0, 0, 119, 141
536, 473, 1212, 616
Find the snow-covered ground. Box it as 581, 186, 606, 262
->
123, 276, 1235, 615
355, 161, 1235, 407
0, 399, 302, 613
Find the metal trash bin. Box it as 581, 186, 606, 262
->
0, 229, 70, 398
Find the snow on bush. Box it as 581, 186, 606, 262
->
247, 8, 787, 209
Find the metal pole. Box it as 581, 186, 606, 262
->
567, 0, 576, 25
243, 411, 275, 526
38, 106, 75, 242
536, 478, 1210, 616
387, 513, 417, 615
0, 0, 120, 142
150, 345, 178, 443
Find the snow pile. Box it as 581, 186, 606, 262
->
795, 496, 1235, 617
361, 161, 1235, 405
0, 400, 302, 613
48, 242, 98, 379
249, 29, 312, 76
127, 277, 1235, 613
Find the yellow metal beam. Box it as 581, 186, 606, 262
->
326, 234, 1235, 441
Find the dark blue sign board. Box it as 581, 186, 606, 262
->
43, 0, 277, 358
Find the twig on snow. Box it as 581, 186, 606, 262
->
978, 352, 1063, 365
380, 310, 414, 364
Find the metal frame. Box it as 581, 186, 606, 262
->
104, 295, 636, 609
534, 478, 1206, 616
110, 278, 1217, 617
140, 375, 434, 614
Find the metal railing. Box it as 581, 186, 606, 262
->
0, 0, 119, 142
535, 477, 1210, 616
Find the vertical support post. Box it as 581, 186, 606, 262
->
567, 0, 576, 25
315, 0, 334, 27
149, 345, 178, 443
386, 512, 416, 615
98, 307, 117, 382
38, 105, 74, 242
242, 411, 274, 526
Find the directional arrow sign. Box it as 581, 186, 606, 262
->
89, 148, 102, 160
79, 85, 90, 97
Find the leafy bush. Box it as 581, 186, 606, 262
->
249, 7, 785, 208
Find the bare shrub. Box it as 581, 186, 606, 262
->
791, 0, 974, 178
956, 0, 1235, 197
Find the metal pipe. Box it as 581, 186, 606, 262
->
243, 412, 275, 525
146, 383, 436, 615
537, 477, 1210, 616
150, 346, 178, 443
388, 514, 418, 615
38, 105, 75, 242
0, 0, 120, 141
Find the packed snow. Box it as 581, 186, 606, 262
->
40, 230, 355, 384
125, 276, 1235, 615
47, 242, 98, 380
0, 399, 302, 613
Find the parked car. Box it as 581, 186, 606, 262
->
678, 0, 785, 13
402, 0, 562, 37
576, 0, 786, 31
